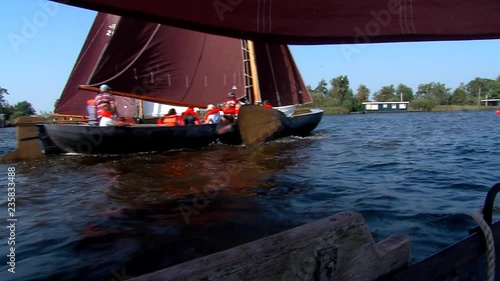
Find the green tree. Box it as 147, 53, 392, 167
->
0, 87, 11, 121
314, 79, 329, 95
54, 98, 60, 110
396, 84, 414, 101
9, 101, 36, 120
330, 75, 350, 104
0, 87, 9, 107
354, 84, 370, 102
373, 85, 396, 102
465, 77, 495, 105
491, 80, 500, 99
450, 86, 467, 105
415, 82, 450, 105
341, 88, 357, 111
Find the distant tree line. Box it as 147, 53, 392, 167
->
0, 86, 36, 124
306, 75, 500, 112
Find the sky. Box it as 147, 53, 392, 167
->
1, 0, 500, 113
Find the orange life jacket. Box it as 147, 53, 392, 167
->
161, 114, 178, 126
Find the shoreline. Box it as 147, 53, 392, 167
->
307, 105, 499, 115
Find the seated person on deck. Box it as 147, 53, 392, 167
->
225, 92, 238, 105
158, 108, 181, 126
204, 104, 222, 124
221, 103, 237, 123
182, 107, 201, 125
98, 105, 127, 126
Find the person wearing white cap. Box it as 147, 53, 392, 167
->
93, 84, 117, 122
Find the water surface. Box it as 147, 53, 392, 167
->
0, 110, 499, 281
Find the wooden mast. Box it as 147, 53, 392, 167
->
138, 100, 144, 118
247, 40, 261, 104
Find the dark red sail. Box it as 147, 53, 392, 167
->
55, 13, 136, 117
85, 17, 246, 107
51, 0, 500, 44
254, 43, 311, 106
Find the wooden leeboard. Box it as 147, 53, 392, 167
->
0, 116, 46, 162
237, 105, 283, 146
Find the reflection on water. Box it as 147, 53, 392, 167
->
0, 111, 499, 280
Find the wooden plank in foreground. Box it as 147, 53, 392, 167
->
130, 211, 410, 281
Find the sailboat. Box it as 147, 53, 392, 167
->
37, 13, 323, 155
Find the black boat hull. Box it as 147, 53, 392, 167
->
37, 124, 219, 155
37, 107, 323, 154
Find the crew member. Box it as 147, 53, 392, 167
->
182, 107, 201, 125
94, 84, 117, 121
204, 104, 222, 124
159, 108, 181, 126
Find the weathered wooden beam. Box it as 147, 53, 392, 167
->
130, 211, 410, 281
0, 116, 46, 162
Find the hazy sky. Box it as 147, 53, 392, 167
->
2, 0, 500, 112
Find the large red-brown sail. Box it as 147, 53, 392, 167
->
51, 0, 500, 44
254, 43, 311, 106
55, 13, 136, 117
86, 17, 246, 106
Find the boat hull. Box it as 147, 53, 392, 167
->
219, 108, 323, 145
37, 124, 219, 155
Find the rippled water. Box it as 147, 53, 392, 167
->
0, 110, 499, 281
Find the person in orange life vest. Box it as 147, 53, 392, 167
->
158, 108, 180, 126
262, 100, 273, 109
222, 103, 238, 115
98, 105, 127, 126
204, 104, 222, 124
220, 103, 237, 124
225, 92, 238, 105
182, 106, 201, 125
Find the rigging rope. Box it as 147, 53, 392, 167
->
89, 24, 162, 87
471, 208, 495, 281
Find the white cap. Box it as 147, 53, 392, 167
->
100, 84, 111, 92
